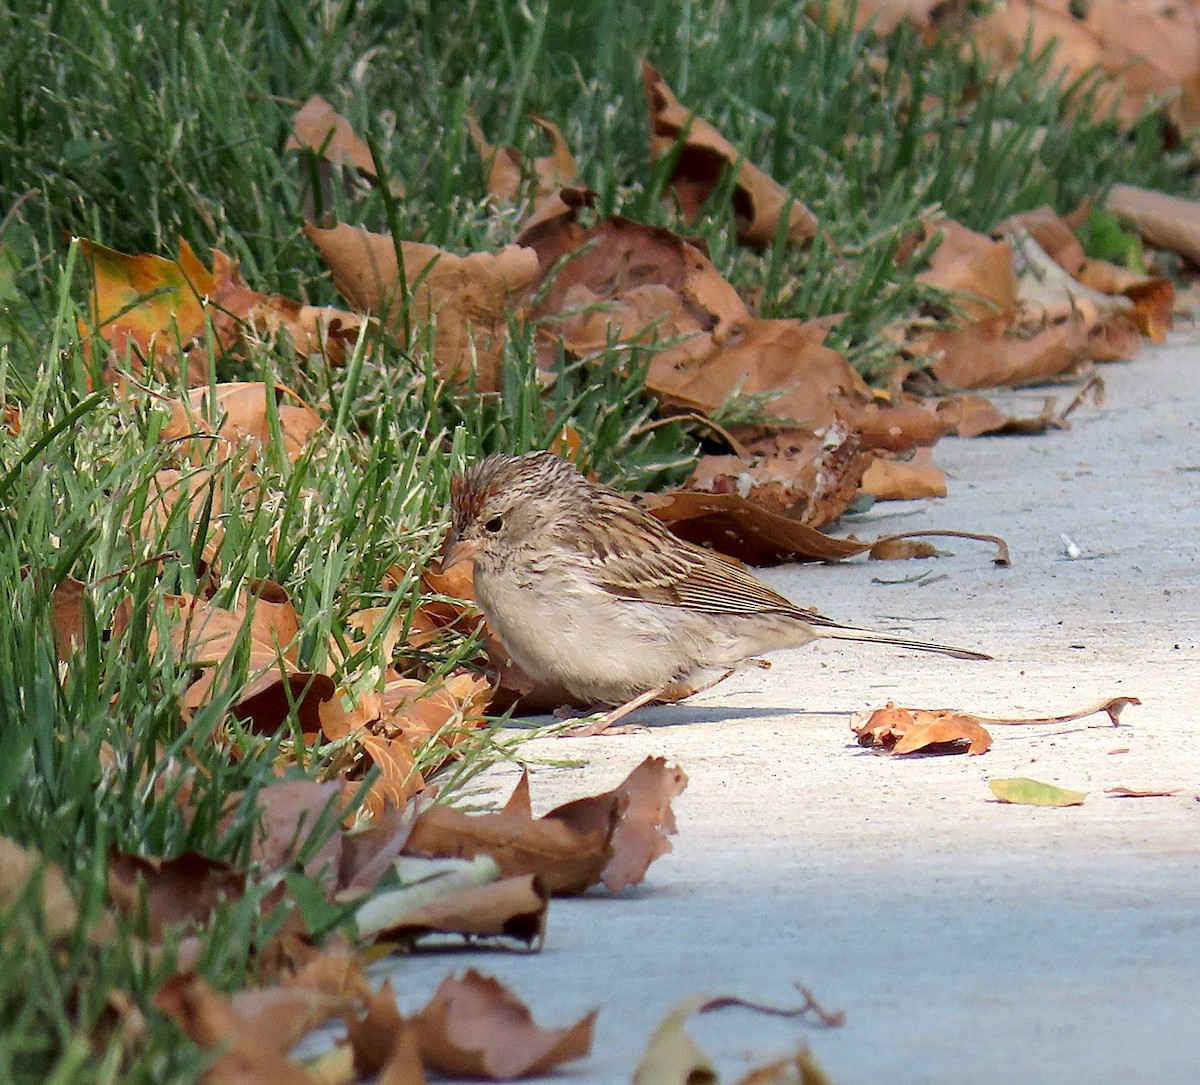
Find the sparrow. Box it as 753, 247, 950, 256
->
444, 450, 989, 734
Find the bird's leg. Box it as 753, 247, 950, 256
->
558, 662, 768, 738
556, 685, 668, 738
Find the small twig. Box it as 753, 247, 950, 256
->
630, 412, 749, 458
92, 551, 181, 586
698, 983, 845, 1029
1058, 374, 1106, 422
872, 529, 1011, 566
972, 695, 1140, 728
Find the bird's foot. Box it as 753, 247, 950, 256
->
556, 717, 648, 738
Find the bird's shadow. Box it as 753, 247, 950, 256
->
511, 703, 847, 731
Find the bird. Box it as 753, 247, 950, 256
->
443, 450, 990, 735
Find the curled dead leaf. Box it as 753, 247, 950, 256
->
305, 223, 540, 391
642, 61, 816, 246
417, 969, 595, 1081
852, 702, 993, 755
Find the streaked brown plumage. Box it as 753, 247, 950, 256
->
445, 450, 989, 732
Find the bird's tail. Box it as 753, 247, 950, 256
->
817, 625, 991, 661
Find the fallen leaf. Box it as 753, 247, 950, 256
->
732, 1049, 834, 1085
971, 0, 1200, 132
642, 62, 816, 246
635, 989, 842, 1085
860, 453, 947, 500
416, 969, 595, 1080
344, 980, 409, 1078
167, 589, 335, 732
989, 777, 1085, 807
921, 313, 1090, 389
867, 537, 942, 560
153, 972, 320, 1085
544, 756, 688, 892
286, 94, 403, 194
249, 779, 345, 880
1074, 258, 1173, 342
852, 703, 993, 755
1106, 184, 1200, 266
107, 851, 245, 940
633, 994, 716, 1085
468, 114, 577, 204
356, 872, 548, 949
685, 426, 874, 529
305, 223, 540, 391
1000, 205, 1087, 276
161, 381, 324, 466
402, 758, 685, 895
401, 792, 613, 896
918, 218, 1017, 321
50, 574, 87, 661
1105, 786, 1181, 798
0, 837, 106, 944
640, 489, 871, 565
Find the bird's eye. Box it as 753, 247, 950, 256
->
484, 516, 503, 533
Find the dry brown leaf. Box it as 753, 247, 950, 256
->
642, 61, 816, 246
468, 113, 578, 204
848, 397, 959, 452
85, 239, 348, 386
136, 469, 254, 570
401, 796, 612, 896
519, 205, 871, 435
305, 223, 540, 391
167, 589, 335, 732
402, 758, 685, 896
852, 702, 993, 755
1001, 206, 1087, 276
732, 1048, 835, 1085
543, 756, 688, 892
650, 316, 871, 432
362, 873, 549, 948
154, 972, 320, 1085
108, 852, 245, 941
417, 969, 596, 1081
336, 803, 421, 895
344, 980, 408, 1078
0, 837, 118, 945
229, 984, 349, 1057
860, 452, 947, 500
685, 426, 874, 529
50, 575, 87, 661
1105, 786, 1181, 798
248, 779, 345, 880
380, 671, 493, 749
640, 489, 872, 565
526, 214, 749, 368
160, 381, 324, 466
1107, 184, 1200, 265
921, 313, 1090, 388
285, 95, 402, 193
1074, 258, 1174, 342
867, 537, 941, 561
356, 732, 425, 819
971, 0, 1200, 132
918, 219, 1017, 321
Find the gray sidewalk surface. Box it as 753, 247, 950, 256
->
383, 333, 1200, 1084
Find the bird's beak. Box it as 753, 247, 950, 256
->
441, 533, 480, 573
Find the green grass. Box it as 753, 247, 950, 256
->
0, 0, 1196, 1081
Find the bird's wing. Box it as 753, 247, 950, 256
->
588, 501, 846, 628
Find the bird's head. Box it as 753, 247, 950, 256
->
444, 450, 586, 574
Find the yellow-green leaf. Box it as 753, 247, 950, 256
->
989, 778, 1085, 807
